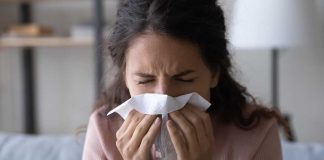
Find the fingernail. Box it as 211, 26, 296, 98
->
167, 120, 173, 127
154, 118, 160, 125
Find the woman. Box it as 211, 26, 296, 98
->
83, 0, 283, 159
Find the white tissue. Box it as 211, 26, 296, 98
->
107, 92, 211, 160
107, 92, 211, 118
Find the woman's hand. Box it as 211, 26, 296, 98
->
116, 110, 161, 160
167, 105, 215, 160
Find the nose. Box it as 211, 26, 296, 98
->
154, 78, 175, 96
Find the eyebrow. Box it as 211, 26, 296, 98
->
133, 70, 196, 78
173, 70, 196, 77
133, 73, 155, 78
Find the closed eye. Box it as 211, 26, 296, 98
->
137, 79, 155, 84
173, 70, 196, 83
174, 77, 195, 82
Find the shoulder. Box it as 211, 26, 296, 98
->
89, 106, 109, 125
83, 106, 124, 160
233, 104, 280, 143
88, 106, 123, 134
215, 112, 279, 145
213, 105, 281, 159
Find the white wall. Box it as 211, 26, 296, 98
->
232, 48, 324, 143
280, 49, 324, 143
0, 0, 324, 143
222, 0, 324, 143
35, 48, 96, 134
0, 49, 24, 133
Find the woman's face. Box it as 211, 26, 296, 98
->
124, 33, 218, 101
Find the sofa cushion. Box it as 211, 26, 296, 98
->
0, 132, 84, 160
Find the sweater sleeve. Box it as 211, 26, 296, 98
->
82, 112, 107, 160
252, 122, 283, 160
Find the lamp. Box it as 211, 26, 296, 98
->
229, 0, 317, 141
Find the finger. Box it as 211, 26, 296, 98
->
181, 106, 208, 147
138, 117, 161, 154
129, 115, 157, 148
187, 105, 214, 139
167, 120, 188, 159
169, 111, 198, 150
116, 110, 139, 138
117, 112, 152, 155
116, 111, 145, 152
119, 111, 145, 139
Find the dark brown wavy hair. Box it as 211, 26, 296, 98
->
95, 0, 286, 130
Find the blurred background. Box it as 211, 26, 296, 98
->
0, 0, 323, 159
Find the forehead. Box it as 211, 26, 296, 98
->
125, 33, 205, 73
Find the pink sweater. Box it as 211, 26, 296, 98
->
82, 106, 282, 160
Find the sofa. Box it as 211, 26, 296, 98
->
0, 132, 84, 160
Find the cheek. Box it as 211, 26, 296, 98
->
192, 78, 213, 101
125, 81, 150, 96
125, 82, 139, 96
201, 90, 211, 101
129, 88, 148, 96
124, 73, 136, 96
193, 85, 211, 101
128, 82, 211, 100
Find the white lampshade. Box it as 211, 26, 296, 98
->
229, 0, 317, 49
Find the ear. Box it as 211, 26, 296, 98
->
210, 72, 219, 88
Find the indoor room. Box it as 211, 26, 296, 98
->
0, 0, 323, 159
